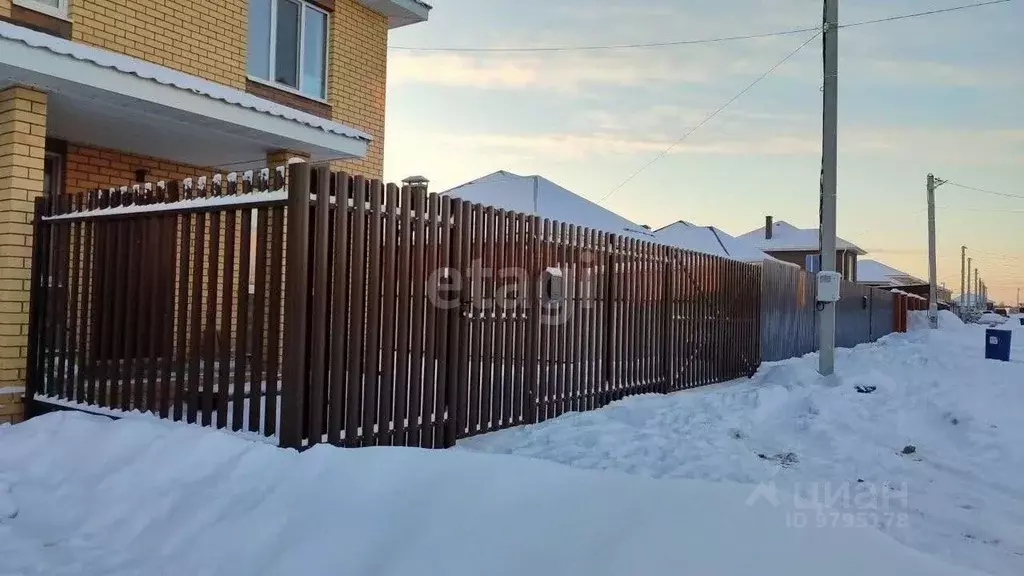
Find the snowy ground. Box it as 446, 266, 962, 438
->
463, 311, 1024, 576
0, 312, 1017, 575
0, 412, 982, 576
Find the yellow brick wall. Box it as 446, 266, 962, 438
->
64, 0, 388, 178
68, 0, 247, 90
0, 86, 47, 414
0, 390, 22, 424
3, 1, 390, 178
329, 1, 388, 178
64, 144, 212, 194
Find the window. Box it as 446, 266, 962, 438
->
247, 0, 329, 100
805, 253, 821, 273
43, 152, 63, 198
13, 0, 68, 20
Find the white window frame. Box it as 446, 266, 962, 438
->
247, 0, 330, 102
12, 0, 69, 21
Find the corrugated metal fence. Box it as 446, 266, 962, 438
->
760, 260, 896, 362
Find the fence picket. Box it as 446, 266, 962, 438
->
248, 208, 269, 434
422, 193, 441, 447
201, 207, 220, 426
308, 168, 331, 446
407, 187, 427, 445
363, 181, 384, 446
345, 177, 368, 447
327, 173, 351, 445
537, 218, 551, 422
377, 183, 399, 446
487, 208, 504, 431
394, 184, 413, 445
230, 203, 251, 431
479, 206, 496, 432
497, 210, 513, 429
524, 215, 540, 424
434, 196, 452, 446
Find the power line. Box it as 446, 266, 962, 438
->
390, 27, 820, 53
970, 248, 1023, 260
938, 205, 1024, 213
595, 32, 821, 205
841, 0, 1012, 28
944, 181, 1024, 200
390, 0, 1014, 53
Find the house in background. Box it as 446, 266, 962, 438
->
0, 0, 430, 422
737, 216, 866, 281
654, 220, 774, 264
858, 259, 952, 307
441, 171, 658, 241
856, 260, 924, 288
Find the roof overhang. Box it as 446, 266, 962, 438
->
359, 0, 431, 28
0, 22, 370, 168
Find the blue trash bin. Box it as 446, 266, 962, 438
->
985, 329, 1012, 362
1019, 318, 1024, 326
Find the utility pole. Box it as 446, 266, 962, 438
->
966, 257, 972, 313
818, 0, 839, 376
926, 174, 944, 329
974, 268, 979, 311
960, 246, 966, 319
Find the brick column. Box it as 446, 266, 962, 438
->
0, 86, 48, 423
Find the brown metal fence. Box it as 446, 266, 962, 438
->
282, 166, 760, 449
27, 170, 287, 437
26, 163, 785, 450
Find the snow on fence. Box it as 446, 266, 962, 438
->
26, 164, 902, 450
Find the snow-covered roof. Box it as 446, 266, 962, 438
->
442, 171, 658, 241
737, 220, 866, 255
654, 221, 773, 263
0, 21, 370, 142
857, 259, 924, 286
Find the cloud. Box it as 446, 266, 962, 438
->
392, 130, 821, 162
841, 127, 1024, 165
857, 59, 1024, 88
388, 50, 719, 91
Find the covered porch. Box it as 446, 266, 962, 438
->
0, 20, 371, 398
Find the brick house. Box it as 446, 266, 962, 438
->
0, 0, 431, 422
737, 216, 866, 282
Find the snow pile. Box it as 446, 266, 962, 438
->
464, 320, 1024, 576
977, 312, 1008, 326
908, 310, 967, 332
0, 413, 982, 576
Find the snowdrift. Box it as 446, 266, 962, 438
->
0, 412, 981, 576
465, 318, 1024, 575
